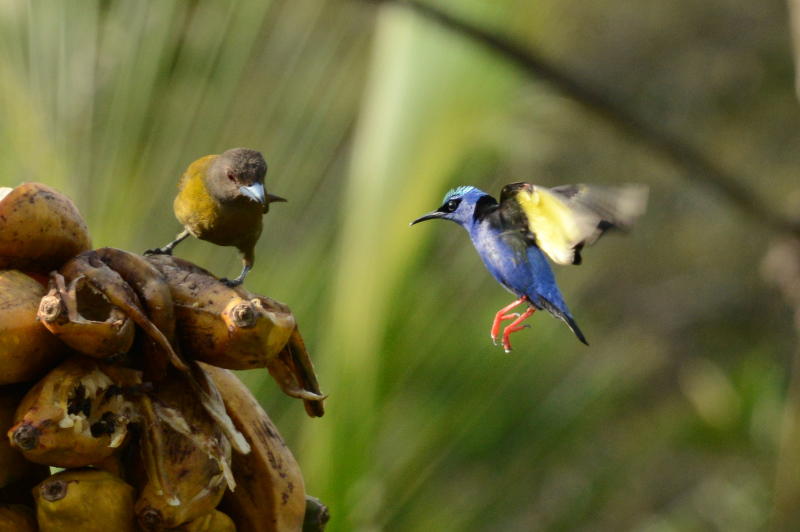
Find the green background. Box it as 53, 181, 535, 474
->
2, 1, 800, 530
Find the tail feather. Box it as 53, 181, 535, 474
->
537, 297, 588, 345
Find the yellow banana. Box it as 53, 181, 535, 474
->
0, 270, 67, 385
33, 468, 137, 532
8, 356, 142, 468
203, 363, 306, 532
0, 503, 37, 532
0, 182, 92, 274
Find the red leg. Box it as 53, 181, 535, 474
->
501, 307, 536, 352
491, 296, 528, 344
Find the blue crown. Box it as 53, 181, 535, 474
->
443, 186, 475, 204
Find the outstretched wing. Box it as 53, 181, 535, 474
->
499, 182, 648, 265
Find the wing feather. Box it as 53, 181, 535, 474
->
500, 183, 648, 265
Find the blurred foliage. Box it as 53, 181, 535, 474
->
2, 0, 800, 530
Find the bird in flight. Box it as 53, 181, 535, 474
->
411, 182, 647, 351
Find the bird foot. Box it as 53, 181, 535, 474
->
220, 277, 243, 288
500, 308, 536, 352
490, 296, 529, 345
143, 247, 172, 257
491, 314, 520, 344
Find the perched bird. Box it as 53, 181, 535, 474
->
411, 182, 647, 351
145, 148, 286, 286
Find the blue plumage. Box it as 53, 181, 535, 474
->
412, 182, 647, 350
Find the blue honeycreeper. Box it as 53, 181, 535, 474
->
411, 182, 647, 351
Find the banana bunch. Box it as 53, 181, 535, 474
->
0, 182, 328, 531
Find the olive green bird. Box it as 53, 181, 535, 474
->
145, 148, 286, 286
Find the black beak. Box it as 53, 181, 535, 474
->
409, 210, 445, 226
267, 193, 287, 203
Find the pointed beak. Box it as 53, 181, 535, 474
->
409, 210, 444, 226
267, 193, 287, 204
240, 182, 266, 206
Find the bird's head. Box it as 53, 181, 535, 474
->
208, 148, 287, 211
410, 186, 491, 228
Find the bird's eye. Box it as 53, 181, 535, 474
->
445, 200, 458, 212
227, 172, 235, 182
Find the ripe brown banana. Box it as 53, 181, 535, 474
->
0, 503, 37, 532
0, 384, 50, 502
147, 254, 295, 369
135, 369, 233, 531
148, 255, 325, 416
33, 468, 137, 532
203, 363, 307, 532
0, 182, 92, 274
174, 510, 237, 531
0, 270, 67, 385
38, 271, 135, 361
8, 356, 142, 468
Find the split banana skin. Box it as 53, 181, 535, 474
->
0, 183, 329, 531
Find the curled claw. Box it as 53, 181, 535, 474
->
500, 307, 536, 352
491, 296, 528, 345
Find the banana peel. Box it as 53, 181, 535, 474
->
58, 251, 187, 374
204, 363, 306, 532
0, 182, 92, 274
94, 247, 181, 380
0, 270, 67, 385
38, 272, 135, 361
33, 468, 137, 532
264, 325, 325, 418
8, 356, 142, 468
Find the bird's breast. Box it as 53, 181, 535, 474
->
174, 177, 263, 249
471, 224, 533, 296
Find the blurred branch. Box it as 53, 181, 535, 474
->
372, 0, 800, 238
